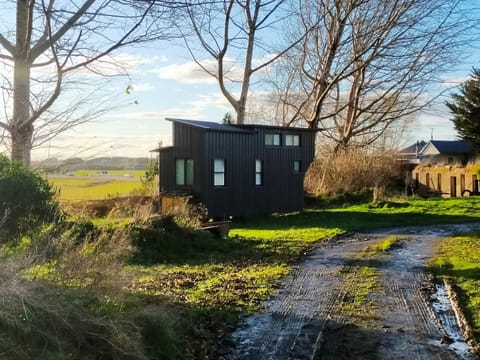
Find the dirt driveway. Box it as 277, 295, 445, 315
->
227, 224, 480, 360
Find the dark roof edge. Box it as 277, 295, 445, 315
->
166, 117, 323, 132
237, 124, 324, 132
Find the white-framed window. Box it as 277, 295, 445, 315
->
265, 133, 281, 146
285, 134, 300, 146
255, 160, 263, 186
293, 160, 301, 173
176, 159, 194, 186
214, 159, 225, 186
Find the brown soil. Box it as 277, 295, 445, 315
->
227, 224, 480, 360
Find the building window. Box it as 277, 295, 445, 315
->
214, 159, 225, 186
285, 134, 300, 146
265, 133, 281, 146
255, 160, 263, 185
176, 159, 194, 186
293, 160, 301, 173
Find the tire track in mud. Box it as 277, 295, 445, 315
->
227, 224, 480, 360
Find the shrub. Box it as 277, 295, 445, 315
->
305, 146, 402, 198
0, 156, 61, 242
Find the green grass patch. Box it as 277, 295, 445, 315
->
334, 235, 402, 328
231, 197, 480, 243
337, 265, 380, 326
428, 232, 480, 340
367, 236, 405, 253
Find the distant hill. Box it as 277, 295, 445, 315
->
33, 156, 152, 173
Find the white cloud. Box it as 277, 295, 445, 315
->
151, 60, 217, 84
441, 76, 469, 88
150, 57, 248, 84
130, 83, 155, 92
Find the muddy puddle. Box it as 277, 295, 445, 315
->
227, 224, 480, 360
430, 283, 473, 359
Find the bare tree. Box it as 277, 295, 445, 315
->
270, 0, 475, 149
179, 0, 307, 124
0, 0, 175, 166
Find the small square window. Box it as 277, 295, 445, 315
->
265, 133, 281, 146
285, 134, 300, 146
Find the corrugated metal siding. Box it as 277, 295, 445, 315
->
159, 123, 205, 197
203, 127, 316, 218
160, 121, 316, 218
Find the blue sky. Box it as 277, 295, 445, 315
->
29, 32, 479, 161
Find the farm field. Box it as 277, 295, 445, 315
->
48, 172, 144, 200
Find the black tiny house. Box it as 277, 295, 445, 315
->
158, 118, 317, 218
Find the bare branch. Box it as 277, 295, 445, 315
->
0, 34, 14, 55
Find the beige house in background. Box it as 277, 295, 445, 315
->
400, 140, 479, 197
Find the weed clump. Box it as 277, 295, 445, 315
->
0, 258, 145, 360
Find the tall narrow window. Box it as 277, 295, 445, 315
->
176, 159, 194, 186
255, 160, 263, 185
293, 160, 301, 173
285, 134, 300, 146
265, 133, 281, 146
214, 159, 225, 186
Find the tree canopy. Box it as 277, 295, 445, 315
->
446, 68, 480, 150
0, 0, 173, 166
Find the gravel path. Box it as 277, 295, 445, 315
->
228, 224, 480, 360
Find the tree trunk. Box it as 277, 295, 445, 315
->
11, 1, 32, 166
11, 57, 32, 165
11, 124, 33, 166
236, 103, 246, 125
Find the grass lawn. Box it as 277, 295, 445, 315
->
231, 197, 480, 241
428, 232, 480, 341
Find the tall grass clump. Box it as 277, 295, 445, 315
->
0, 256, 146, 360
305, 146, 402, 201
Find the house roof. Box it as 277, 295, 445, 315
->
398, 141, 427, 156
166, 118, 254, 134
423, 140, 472, 155
165, 117, 320, 133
